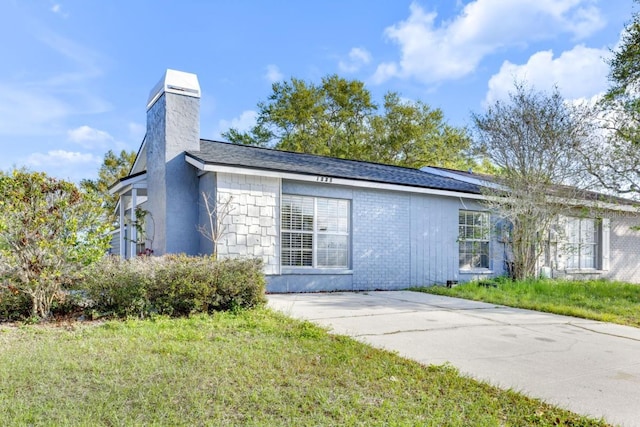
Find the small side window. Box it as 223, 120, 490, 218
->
458, 210, 490, 270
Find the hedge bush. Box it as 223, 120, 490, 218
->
0, 285, 85, 322
0, 287, 31, 321
81, 255, 266, 319
81, 256, 154, 318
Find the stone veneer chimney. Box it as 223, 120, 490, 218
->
146, 69, 201, 255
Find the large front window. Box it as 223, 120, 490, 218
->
565, 217, 596, 269
281, 195, 349, 268
459, 210, 490, 270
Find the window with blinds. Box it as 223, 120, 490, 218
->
565, 217, 596, 269
281, 195, 349, 268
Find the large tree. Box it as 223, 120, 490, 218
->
582, 3, 640, 198
0, 169, 110, 318
81, 149, 136, 224
369, 92, 473, 169
472, 83, 594, 279
223, 75, 474, 169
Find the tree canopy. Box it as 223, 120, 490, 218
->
223, 75, 475, 170
583, 2, 640, 198
473, 83, 591, 187
81, 149, 137, 225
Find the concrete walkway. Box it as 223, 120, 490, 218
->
268, 291, 640, 427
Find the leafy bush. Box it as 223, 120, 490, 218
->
0, 169, 110, 319
212, 258, 266, 311
81, 256, 153, 318
149, 255, 216, 316
50, 291, 89, 319
0, 282, 100, 322
0, 286, 31, 321
80, 255, 266, 319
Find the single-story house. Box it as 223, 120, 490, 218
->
110, 69, 640, 292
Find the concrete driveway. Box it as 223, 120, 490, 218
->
268, 291, 640, 427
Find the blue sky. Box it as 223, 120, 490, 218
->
0, 0, 635, 182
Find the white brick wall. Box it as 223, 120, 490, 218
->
216, 172, 279, 274
352, 189, 412, 289
606, 215, 640, 282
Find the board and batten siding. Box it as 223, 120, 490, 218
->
409, 194, 459, 286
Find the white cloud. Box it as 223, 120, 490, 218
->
220, 110, 258, 132
0, 80, 109, 137
67, 125, 114, 148
38, 30, 104, 84
264, 64, 283, 83
26, 150, 100, 167
24, 150, 101, 182
217, 110, 258, 138
372, 0, 606, 85
0, 84, 70, 135
484, 45, 610, 105
0, 29, 109, 138
372, 63, 398, 84
50, 3, 68, 18
338, 47, 372, 73
563, 3, 604, 39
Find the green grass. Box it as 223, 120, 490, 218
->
0, 310, 609, 426
414, 279, 640, 327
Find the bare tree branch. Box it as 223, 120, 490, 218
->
197, 192, 234, 258
473, 83, 596, 279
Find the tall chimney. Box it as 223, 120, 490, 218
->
145, 69, 201, 255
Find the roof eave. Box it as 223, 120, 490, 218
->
108, 171, 147, 194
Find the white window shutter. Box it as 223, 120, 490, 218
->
555, 216, 567, 270
600, 218, 610, 271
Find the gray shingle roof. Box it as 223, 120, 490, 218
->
428, 166, 639, 207
186, 139, 481, 194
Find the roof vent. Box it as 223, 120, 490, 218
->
147, 69, 201, 110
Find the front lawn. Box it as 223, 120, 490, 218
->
414, 279, 640, 327
0, 310, 609, 426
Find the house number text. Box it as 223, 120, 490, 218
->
316, 176, 333, 183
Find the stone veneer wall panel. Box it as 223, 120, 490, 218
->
215, 172, 280, 275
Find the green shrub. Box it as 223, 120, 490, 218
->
1, 282, 94, 322
80, 255, 266, 319
50, 290, 87, 319
212, 258, 266, 311
0, 286, 31, 321
150, 254, 217, 316
81, 256, 153, 318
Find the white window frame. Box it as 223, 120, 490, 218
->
565, 217, 597, 270
458, 210, 491, 270
281, 195, 350, 269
